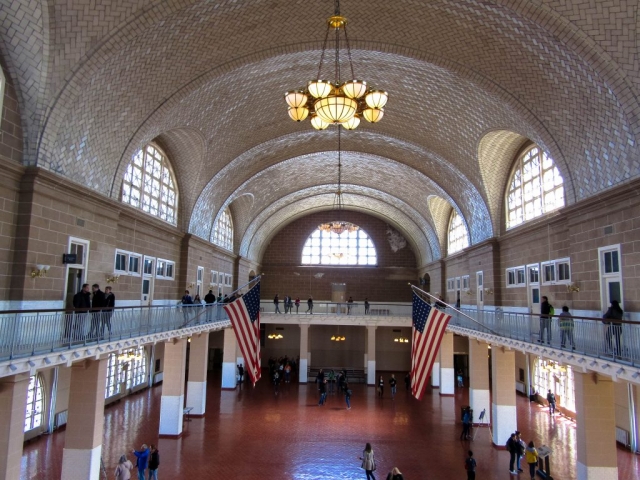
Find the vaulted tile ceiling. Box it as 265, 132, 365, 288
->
1, 0, 638, 264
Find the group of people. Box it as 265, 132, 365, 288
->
315, 368, 353, 409
273, 294, 313, 314
377, 374, 398, 397
70, 283, 115, 340
358, 443, 404, 480
114, 444, 159, 480
506, 431, 539, 479
539, 297, 625, 354
268, 355, 298, 393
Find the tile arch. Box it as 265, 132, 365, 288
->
241, 190, 433, 266
427, 196, 454, 255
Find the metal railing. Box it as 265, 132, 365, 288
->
260, 300, 412, 317
0, 303, 230, 361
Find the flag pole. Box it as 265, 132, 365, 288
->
409, 283, 500, 336
232, 274, 263, 296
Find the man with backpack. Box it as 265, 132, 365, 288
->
506, 432, 518, 474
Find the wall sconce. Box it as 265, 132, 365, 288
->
187, 283, 195, 289
268, 334, 283, 340
567, 283, 580, 293
464, 289, 474, 296
31, 265, 50, 278
484, 288, 494, 295
106, 274, 120, 284
208, 284, 216, 290
393, 337, 410, 343
330, 335, 346, 341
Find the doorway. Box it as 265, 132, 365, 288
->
476, 271, 484, 310
141, 256, 155, 306
64, 238, 89, 309
527, 264, 540, 315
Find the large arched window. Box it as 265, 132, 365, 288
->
301, 226, 377, 265
448, 210, 469, 255
24, 374, 44, 432
506, 146, 564, 229
212, 208, 233, 251
122, 145, 178, 225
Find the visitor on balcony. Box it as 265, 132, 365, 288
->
559, 306, 574, 349
539, 296, 554, 345
306, 296, 313, 314
103, 286, 115, 337
90, 284, 106, 339
274, 293, 281, 314
204, 289, 216, 322
364, 297, 370, 314
347, 296, 354, 314
71, 283, 91, 341
603, 300, 624, 356
295, 297, 300, 313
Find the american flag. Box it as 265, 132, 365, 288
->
411, 291, 452, 400
223, 281, 262, 385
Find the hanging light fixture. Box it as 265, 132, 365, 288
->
284, 0, 388, 129
319, 126, 359, 236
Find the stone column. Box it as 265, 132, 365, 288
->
0, 373, 29, 480
366, 325, 376, 385
221, 328, 237, 389
575, 372, 618, 479
299, 323, 309, 383
469, 340, 491, 425
431, 348, 440, 388
490, 347, 516, 446
159, 339, 187, 437
61, 359, 108, 480
439, 332, 454, 395
186, 333, 209, 416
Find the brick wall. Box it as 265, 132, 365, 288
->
261, 211, 418, 302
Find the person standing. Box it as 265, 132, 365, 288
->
132, 444, 150, 480
546, 389, 556, 415
283, 295, 290, 314
539, 296, 553, 344
460, 407, 471, 440
306, 296, 313, 314
464, 450, 477, 480
114, 454, 133, 480
347, 296, 354, 314
328, 369, 336, 393
181, 290, 193, 321
147, 445, 159, 480
506, 432, 518, 474
90, 283, 106, 338
295, 297, 300, 313
378, 376, 384, 397
204, 289, 216, 322
559, 305, 575, 349
364, 297, 370, 315
359, 443, 376, 480
344, 382, 352, 410
389, 374, 397, 397
273, 294, 281, 314
457, 370, 464, 387
404, 372, 411, 391
237, 364, 244, 386
525, 441, 539, 480
386, 467, 404, 480
318, 379, 327, 406
603, 300, 624, 355
515, 431, 525, 472
71, 283, 91, 341
103, 286, 115, 337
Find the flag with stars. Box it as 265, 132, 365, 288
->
411, 291, 451, 400
224, 280, 262, 385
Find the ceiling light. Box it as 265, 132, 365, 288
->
284, 0, 388, 130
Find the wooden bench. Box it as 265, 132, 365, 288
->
308, 367, 367, 383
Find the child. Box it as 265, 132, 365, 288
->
464, 450, 477, 480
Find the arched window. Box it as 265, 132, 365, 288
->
105, 346, 148, 398
122, 145, 178, 225
301, 226, 377, 265
506, 146, 564, 229
24, 374, 45, 432
212, 208, 233, 251
448, 210, 469, 255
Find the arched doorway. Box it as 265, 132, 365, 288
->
249, 270, 256, 282
421, 273, 431, 293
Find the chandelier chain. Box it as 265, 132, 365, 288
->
343, 24, 356, 80
334, 17, 341, 85
317, 23, 331, 80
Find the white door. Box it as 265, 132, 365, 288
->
196, 266, 204, 297
64, 238, 90, 308
141, 256, 155, 306
598, 246, 623, 311
476, 271, 484, 310
527, 264, 541, 315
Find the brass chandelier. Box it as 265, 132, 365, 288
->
284, 0, 388, 130
318, 126, 359, 236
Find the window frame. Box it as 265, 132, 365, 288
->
121, 144, 179, 225
505, 145, 565, 230
224, 273, 232, 287
155, 258, 175, 280
462, 275, 470, 291
447, 210, 470, 255
540, 258, 571, 286
446, 278, 455, 292
212, 208, 234, 252
24, 374, 45, 432
301, 225, 378, 266
114, 249, 142, 276
211, 270, 218, 285
506, 266, 526, 288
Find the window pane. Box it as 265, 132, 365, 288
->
447, 211, 469, 255
115, 254, 127, 271
300, 224, 376, 265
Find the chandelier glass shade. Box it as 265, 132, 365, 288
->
284, 0, 388, 129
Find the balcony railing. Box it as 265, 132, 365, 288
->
260, 300, 412, 317
0, 304, 230, 361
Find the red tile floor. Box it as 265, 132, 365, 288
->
21, 372, 640, 479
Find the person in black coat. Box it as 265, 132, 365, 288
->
148, 444, 160, 480
603, 300, 624, 355
71, 283, 91, 341
89, 284, 106, 338
103, 286, 115, 337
